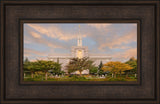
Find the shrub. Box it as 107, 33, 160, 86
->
108, 77, 126, 81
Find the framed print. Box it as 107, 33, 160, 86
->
0, 0, 160, 104
20, 20, 140, 84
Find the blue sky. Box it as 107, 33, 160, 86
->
24, 23, 137, 62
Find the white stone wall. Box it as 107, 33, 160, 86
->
91, 58, 110, 66
50, 57, 111, 74
48, 45, 112, 74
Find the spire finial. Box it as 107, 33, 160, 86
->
77, 25, 82, 46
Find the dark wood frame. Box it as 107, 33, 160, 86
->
0, 0, 159, 104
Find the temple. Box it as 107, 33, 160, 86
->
48, 25, 112, 74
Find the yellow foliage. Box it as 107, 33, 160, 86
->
102, 61, 133, 74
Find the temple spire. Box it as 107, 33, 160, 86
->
77, 25, 82, 46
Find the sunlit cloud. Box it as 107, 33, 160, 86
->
27, 24, 87, 41
88, 24, 112, 30
24, 48, 46, 56
25, 32, 66, 49
27, 24, 49, 35
98, 28, 137, 50
112, 48, 137, 60
30, 31, 41, 38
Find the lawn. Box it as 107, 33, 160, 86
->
24, 74, 137, 81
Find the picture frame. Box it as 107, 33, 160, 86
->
0, 0, 160, 104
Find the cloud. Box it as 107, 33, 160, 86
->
98, 28, 137, 50
113, 48, 137, 60
24, 48, 46, 57
27, 24, 87, 41
112, 46, 131, 49
88, 24, 112, 30
24, 39, 31, 44
30, 31, 41, 38
24, 31, 66, 49
24, 48, 70, 62
27, 24, 49, 35
24, 48, 56, 61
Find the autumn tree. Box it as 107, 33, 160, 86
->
102, 61, 133, 78
66, 57, 94, 76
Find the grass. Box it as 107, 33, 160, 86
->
24, 74, 137, 81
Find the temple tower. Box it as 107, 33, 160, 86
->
71, 25, 88, 58
77, 36, 82, 47
77, 25, 82, 47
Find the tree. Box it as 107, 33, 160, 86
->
102, 61, 133, 78
102, 61, 118, 78
125, 57, 137, 77
98, 69, 104, 76
23, 57, 30, 72
52, 62, 63, 76
129, 57, 136, 61
23, 61, 41, 78
89, 66, 98, 75
24, 57, 29, 63
24, 58, 29, 71
37, 60, 55, 80
97, 61, 104, 76
98, 61, 103, 70
66, 57, 94, 76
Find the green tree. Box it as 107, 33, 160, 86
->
24, 57, 29, 63
129, 57, 136, 61
66, 57, 93, 76
37, 60, 55, 80
98, 69, 104, 76
23, 61, 41, 78
125, 57, 137, 77
23, 57, 30, 72
24, 57, 29, 71
89, 66, 98, 75
98, 61, 103, 70
97, 61, 104, 76
52, 62, 63, 76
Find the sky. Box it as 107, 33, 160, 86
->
24, 23, 137, 62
